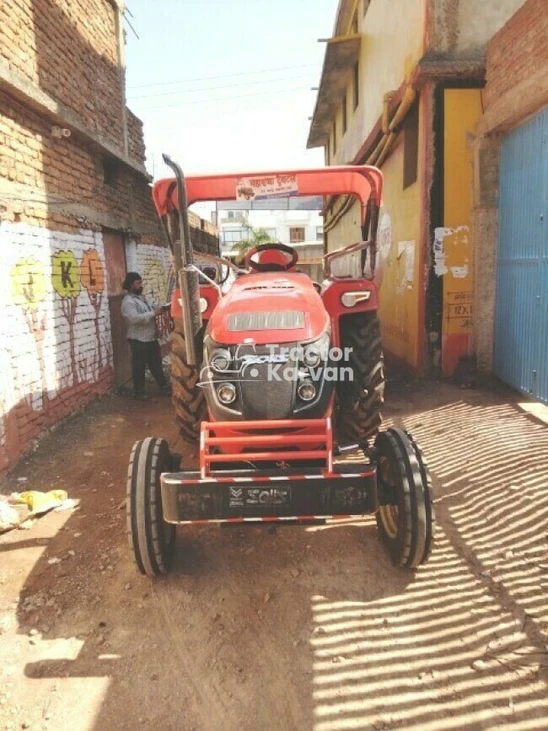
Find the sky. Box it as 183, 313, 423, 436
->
124, 0, 338, 188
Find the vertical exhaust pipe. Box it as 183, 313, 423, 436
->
162, 154, 202, 366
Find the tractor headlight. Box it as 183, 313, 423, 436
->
341, 291, 372, 308
303, 347, 321, 368
297, 381, 316, 402
217, 382, 236, 404
211, 348, 231, 372
199, 297, 209, 313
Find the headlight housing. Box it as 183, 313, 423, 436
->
341, 290, 372, 308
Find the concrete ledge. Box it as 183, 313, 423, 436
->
413, 53, 486, 87
0, 58, 150, 181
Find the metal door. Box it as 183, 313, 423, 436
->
495, 107, 548, 401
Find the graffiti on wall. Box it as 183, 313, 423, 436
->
81, 248, 105, 371
142, 255, 175, 344
10, 258, 49, 407
0, 223, 115, 472
51, 250, 81, 385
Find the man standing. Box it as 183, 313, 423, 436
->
121, 272, 171, 401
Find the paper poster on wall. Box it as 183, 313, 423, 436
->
236, 174, 298, 201
397, 240, 415, 294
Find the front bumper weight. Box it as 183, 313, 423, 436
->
161, 465, 377, 524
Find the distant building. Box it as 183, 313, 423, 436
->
218, 207, 323, 256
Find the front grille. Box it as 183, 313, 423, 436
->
227, 311, 305, 332
236, 344, 297, 420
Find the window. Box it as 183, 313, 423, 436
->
316, 226, 324, 242
342, 93, 347, 134
103, 157, 119, 186
403, 100, 419, 189
351, 10, 358, 34
222, 229, 246, 244
353, 62, 359, 110
290, 227, 305, 243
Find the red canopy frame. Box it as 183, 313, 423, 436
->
152, 166, 383, 226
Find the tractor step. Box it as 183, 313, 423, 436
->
161, 464, 377, 524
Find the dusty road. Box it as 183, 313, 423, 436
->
1, 381, 548, 731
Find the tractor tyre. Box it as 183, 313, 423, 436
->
337, 312, 385, 443
375, 428, 435, 569
127, 437, 176, 577
171, 321, 206, 444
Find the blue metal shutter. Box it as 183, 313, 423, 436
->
495, 107, 548, 401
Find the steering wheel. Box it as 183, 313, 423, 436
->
245, 243, 299, 272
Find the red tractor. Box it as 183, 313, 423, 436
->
127, 157, 435, 577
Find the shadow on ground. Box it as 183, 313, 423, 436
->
1, 382, 547, 730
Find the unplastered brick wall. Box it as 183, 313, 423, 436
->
0, 221, 114, 473
127, 109, 146, 165
189, 211, 220, 255
0, 94, 163, 240
484, 0, 548, 110
0, 0, 125, 150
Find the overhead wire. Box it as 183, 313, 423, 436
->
126, 63, 319, 90
130, 85, 315, 112
128, 72, 317, 100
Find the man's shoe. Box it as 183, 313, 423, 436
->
159, 385, 172, 395
134, 393, 150, 401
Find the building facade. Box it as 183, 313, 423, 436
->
217, 207, 323, 253
0, 0, 217, 472
472, 0, 548, 403
308, 0, 525, 375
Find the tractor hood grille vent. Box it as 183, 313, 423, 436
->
244, 285, 295, 291
227, 310, 305, 332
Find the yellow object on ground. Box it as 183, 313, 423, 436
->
11, 490, 69, 515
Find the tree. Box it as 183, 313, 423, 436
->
231, 222, 276, 264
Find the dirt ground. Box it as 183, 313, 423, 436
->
1, 379, 548, 731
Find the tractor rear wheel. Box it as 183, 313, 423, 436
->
375, 428, 435, 569
171, 321, 206, 443
127, 437, 176, 577
337, 312, 385, 443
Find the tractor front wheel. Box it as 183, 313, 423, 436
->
375, 428, 435, 569
127, 437, 176, 576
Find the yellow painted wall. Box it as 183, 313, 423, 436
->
331, 0, 426, 166
375, 141, 422, 367
328, 91, 427, 370
441, 88, 483, 373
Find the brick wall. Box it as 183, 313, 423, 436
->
127, 109, 146, 165
484, 0, 548, 110
0, 0, 125, 151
